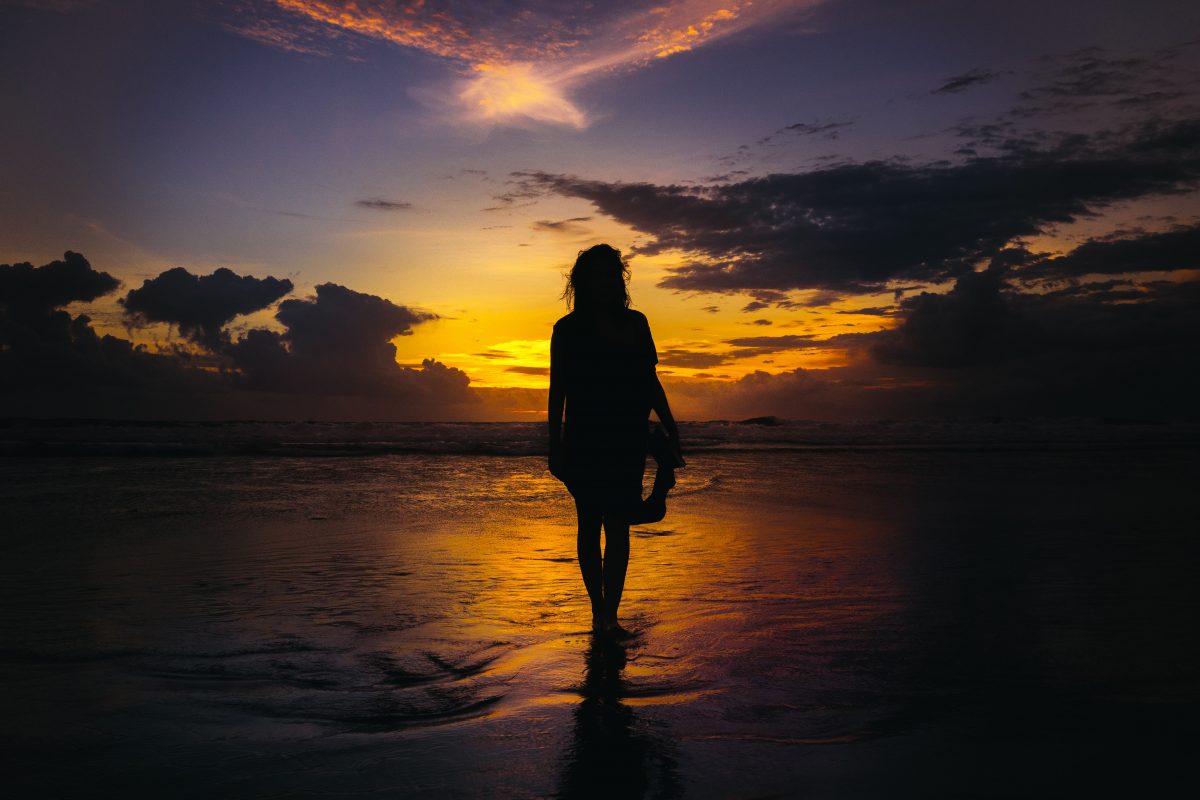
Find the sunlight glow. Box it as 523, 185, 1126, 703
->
458, 63, 587, 129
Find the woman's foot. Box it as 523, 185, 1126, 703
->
602, 619, 639, 640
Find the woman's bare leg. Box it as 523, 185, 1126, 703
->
601, 516, 631, 633
575, 500, 604, 631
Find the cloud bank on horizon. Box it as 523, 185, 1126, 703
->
229, 0, 820, 127
0, 253, 477, 420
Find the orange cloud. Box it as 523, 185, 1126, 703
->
231, 1, 824, 127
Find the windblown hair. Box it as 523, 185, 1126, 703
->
563, 244, 631, 313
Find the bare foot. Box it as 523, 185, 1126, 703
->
603, 620, 639, 640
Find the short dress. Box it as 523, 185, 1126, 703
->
551, 308, 658, 514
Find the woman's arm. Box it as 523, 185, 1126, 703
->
650, 372, 685, 467
548, 327, 566, 476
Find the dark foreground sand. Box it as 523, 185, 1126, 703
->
3, 446, 1198, 797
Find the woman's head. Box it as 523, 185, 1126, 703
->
564, 244, 631, 313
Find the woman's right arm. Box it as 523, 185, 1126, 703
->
548, 326, 566, 476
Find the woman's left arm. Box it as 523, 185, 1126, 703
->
649, 374, 678, 441
642, 312, 683, 465
650, 372, 685, 467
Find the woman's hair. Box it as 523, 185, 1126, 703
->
563, 244, 631, 312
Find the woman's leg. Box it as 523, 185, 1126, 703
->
601, 516, 631, 631
575, 499, 604, 630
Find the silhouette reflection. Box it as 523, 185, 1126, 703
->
557, 638, 682, 799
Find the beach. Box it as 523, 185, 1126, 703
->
3, 421, 1199, 797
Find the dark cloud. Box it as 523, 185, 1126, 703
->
1034, 225, 1200, 278
870, 265, 1200, 369
738, 288, 839, 313
1024, 47, 1185, 101
933, 68, 1002, 95
723, 334, 824, 356
531, 216, 592, 234
0, 251, 119, 314
228, 282, 444, 395
783, 119, 853, 136
518, 120, 1200, 293
0, 253, 215, 396
121, 267, 293, 349
759, 118, 853, 145
504, 365, 549, 375
355, 198, 414, 211
858, 267, 1200, 418
2, 254, 476, 419
702, 170, 749, 183
662, 366, 843, 421
868, 268, 1017, 368
658, 348, 730, 369
1007, 44, 1199, 121
658, 269, 1200, 420
837, 306, 893, 316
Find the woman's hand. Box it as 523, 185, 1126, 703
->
667, 432, 686, 469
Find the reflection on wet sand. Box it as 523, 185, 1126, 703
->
557, 637, 682, 799
4, 448, 1199, 796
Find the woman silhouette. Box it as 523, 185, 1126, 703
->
548, 244, 683, 638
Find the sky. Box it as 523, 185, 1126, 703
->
2, 0, 1199, 421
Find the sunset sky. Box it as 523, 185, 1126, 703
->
2, 0, 1199, 420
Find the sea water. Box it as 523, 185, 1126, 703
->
2, 421, 1198, 796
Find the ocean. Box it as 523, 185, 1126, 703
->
3, 419, 1198, 796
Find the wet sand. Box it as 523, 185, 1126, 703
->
3, 446, 1199, 797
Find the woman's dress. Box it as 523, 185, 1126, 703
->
551, 308, 657, 513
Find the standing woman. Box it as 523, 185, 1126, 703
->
548, 244, 682, 638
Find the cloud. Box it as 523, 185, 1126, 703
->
1008, 44, 1199, 120
837, 306, 893, 316
658, 269, 1200, 420
230, 1, 825, 127
759, 118, 853, 145
1033, 225, 1200, 278
355, 198, 414, 211
660, 366, 846, 420
867, 267, 1017, 369
531, 215, 592, 234
121, 267, 293, 349
0, 253, 217, 396
2, 255, 476, 419
228, 282, 443, 394
855, 266, 1200, 418
518, 119, 1200, 292
723, 333, 825, 356
0, 251, 119, 314
933, 68, 1002, 95
658, 347, 730, 369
